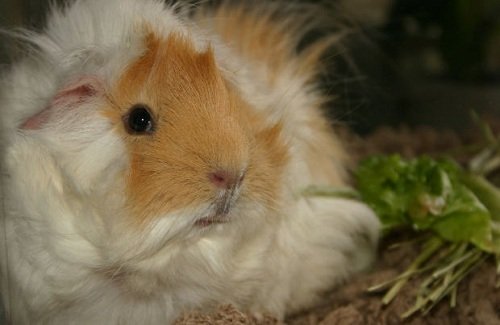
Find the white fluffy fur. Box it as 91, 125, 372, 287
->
0, 0, 380, 324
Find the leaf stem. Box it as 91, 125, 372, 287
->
301, 186, 360, 200
382, 237, 444, 305
461, 173, 500, 222
431, 248, 474, 279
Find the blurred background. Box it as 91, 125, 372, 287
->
1, 0, 500, 134
335, 0, 500, 134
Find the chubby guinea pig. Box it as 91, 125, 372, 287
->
0, 0, 380, 324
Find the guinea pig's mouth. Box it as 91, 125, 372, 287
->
195, 213, 230, 227
195, 188, 239, 227
195, 192, 238, 227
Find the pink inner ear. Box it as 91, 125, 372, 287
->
21, 108, 52, 130
21, 76, 103, 130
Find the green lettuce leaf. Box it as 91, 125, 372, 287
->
355, 155, 495, 252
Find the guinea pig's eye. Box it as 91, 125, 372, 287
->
124, 104, 155, 134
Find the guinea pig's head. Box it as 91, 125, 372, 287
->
104, 31, 291, 236
16, 30, 289, 257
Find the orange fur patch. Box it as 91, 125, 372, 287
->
103, 30, 288, 223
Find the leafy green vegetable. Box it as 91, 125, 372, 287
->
353, 154, 500, 317
355, 155, 496, 253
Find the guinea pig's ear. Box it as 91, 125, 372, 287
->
20, 75, 104, 130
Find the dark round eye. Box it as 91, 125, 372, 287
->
124, 105, 155, 134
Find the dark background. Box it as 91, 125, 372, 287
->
1, 0, 500, 134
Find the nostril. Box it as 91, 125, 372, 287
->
208, 170, 246, 189
209, 171, 232, 189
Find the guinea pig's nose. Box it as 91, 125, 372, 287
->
208, 170, 245, 190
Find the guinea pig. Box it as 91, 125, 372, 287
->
0, 0, 380, 324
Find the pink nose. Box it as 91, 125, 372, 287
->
208, 170, 245, 189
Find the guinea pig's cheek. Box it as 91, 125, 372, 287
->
123, 155, 211, 223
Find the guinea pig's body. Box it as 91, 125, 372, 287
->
0, 0, 379, 324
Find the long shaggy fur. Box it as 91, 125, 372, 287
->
0, 0, 380, 324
